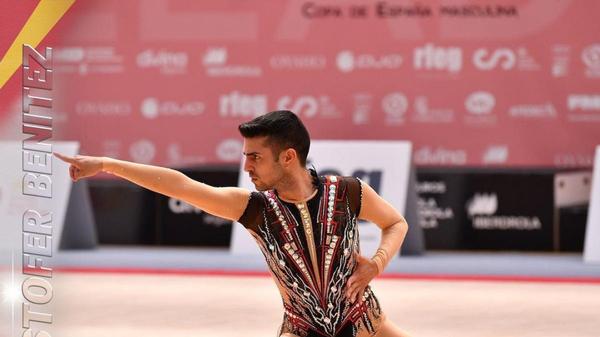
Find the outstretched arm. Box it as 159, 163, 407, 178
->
54, 153, 250, 222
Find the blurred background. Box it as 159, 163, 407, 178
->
1, 1, 600, 337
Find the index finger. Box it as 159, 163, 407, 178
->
53, 152, 76, 164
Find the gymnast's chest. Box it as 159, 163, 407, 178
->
260, 182, 356, 287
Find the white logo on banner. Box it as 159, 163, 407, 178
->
54, 47, 124, 75
216, 139, 243, 162
129, 139, 156, 164
472, 47, 540, 71
278, 95, 340, 119
465, 91, 495, 114
203, 47, 227, 66
554, 153, 595, 167
353, 93, 372, 125
382, 92, 408, 124
169, 198, 203, 214
416, 181, 453, 229
473, 48, 516, 70
136, 49, 188, 73
508, 103, 556, 118
141, 98, 160, 119
412, 96, 454, 123
417, 197, 454, 229
467, 193, 498, 216
336, 51, 355, 72
277, 96, 319, 118
416, 181, 447, 194
75, 101, 131, 116
482, 145, 509, 164
552, 44, 570, 78
568, 95, 600, 111
414, 147, 467, 165
582, 44, 600, 77
336, 50, 402, 73
219, 91, 268, 118
270, 54, 326, 70
140, 97, 205, 119
167, 143, 183, 164
413, 43, 462, 73
566, 95, 600, 122
166, 143, 206, 166
54, 47, 84, 62
202, 47, 262, 77
466, 193, 542, 230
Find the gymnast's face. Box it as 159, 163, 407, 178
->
242, 136, 286, 191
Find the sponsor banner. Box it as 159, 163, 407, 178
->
584, 146, 600, 263
417, 169, 555, 251
2, 1, 599, 169
155, 167, 239, 247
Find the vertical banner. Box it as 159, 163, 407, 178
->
0, 141, 79, 256
584, 145, 600, 263
231, 140, 412, 257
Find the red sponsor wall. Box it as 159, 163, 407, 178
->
3, 0, 600, 168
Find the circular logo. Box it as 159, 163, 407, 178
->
216, 139, 243, 161
582, 44, 600, 69
136, 50, 152, 67
381, 92, 408, 118
129, 139, 156, 164
141, 98, 159, 119
465, 91, 495, 115
336, 51, 354, 73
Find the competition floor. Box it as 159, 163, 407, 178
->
3, 247, 600, 337
49, 272, 600, 337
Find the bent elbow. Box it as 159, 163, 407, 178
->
383, 219, 408, 236
396, 217, 409, 235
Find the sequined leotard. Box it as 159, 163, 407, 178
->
237, 170, 386, 337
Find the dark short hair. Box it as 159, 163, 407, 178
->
238, 110, 310, 166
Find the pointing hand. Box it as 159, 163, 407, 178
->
53, 152, 104, 182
